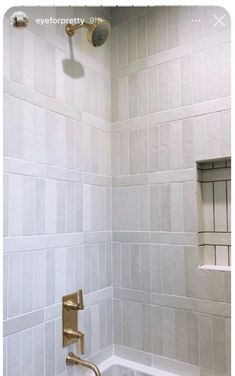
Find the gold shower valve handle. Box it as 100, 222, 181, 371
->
64, 329, 85, 354
64, 290, 84, 311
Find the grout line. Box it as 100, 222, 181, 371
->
212, 181, 215, 232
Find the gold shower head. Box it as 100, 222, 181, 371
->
65, 17, 111, 47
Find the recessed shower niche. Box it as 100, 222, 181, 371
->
197, 158, 231, 271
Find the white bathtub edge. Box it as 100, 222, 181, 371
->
98, 355, 179, 376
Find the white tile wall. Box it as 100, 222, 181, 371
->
111, 5, 231, 376
3, 5, 231, 376
4, 5, 113, 376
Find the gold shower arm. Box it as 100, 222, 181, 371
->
65, 22, 90, 36
66, 352, 101, 376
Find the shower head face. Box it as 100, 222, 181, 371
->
87, 18, 111, 47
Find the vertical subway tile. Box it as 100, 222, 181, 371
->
218, 44, 231, 97
147, 9, 157, 56
159, 64, 169, 111
187, 312, 199, 366
23, 176, 35, 235
3, 173, 9, 237
91, 304, 100, 354
169, 121, 182, 170
162, 307, 175, 358
199, 314, 213, 369
142, 304, 152, 352
123, 301, 142, 350
99, 301, 108, 349
214, 181, 227, 232
206, 113, 221, 158
34, 251, 45, 309
148, 67, 159, 114
129, 130, 139, 174
8, 174, 23, 236
120, 132, 129, 175
178, 7, 192, 45
193, 115, 207, 161
3, 255, 8, 320
111, 80, 119, 122
201, 182, 214, 231
113, 299, 122, 345
225, 318, 231, 374
138, 128, 149, 173
181, 56, 193, 106
183, 182, 197, 232
150, 185, 160, 231
21, 329, 33, 376
197, 269, 212, 301
21, 252, 34, 314
157, 7, 168, 52
149, 125, 159, 172
3, 95, 23, 158
227, 180, 231, 232
161, 246, 173, 294
34, 36, 55, 97
121, 243, 131, 288
160, 183, 171, 231
140, 244, 151, 291
121, 187, 130, 230
22, 101, 34, 161
55, 318, 66, 375
111, 25, 119, 69
150, 245, 162, 293
131, 244, 141, 289
173, 246, 186, 296
170, 183, 183, 232
106, 243, 112, 287
10, 28, 23, 83
129, 73, 138, 118
168, 7, 179, 48
152, 306, 163, 355
56, 181, 66, 234
184, 246, 198, 298
212, 316, 226, 373
98, 243, 106, 290
33, 324, 45, 376
66, 183, 75, 233
45, 180, 57, 234
34, 107, 46, 164
216, 246, 228, 267
137, 70, 148, 116
137, 14, 147, 59
35, 178, 45, 235
128, 18, 137, 63
159, 124, 170, 171
66, 247, 75, 293
45, 321, 55, 376
8, 333, 20, 376
211, 270, 225, 301
205, 48, 218, 100
192, 52, 206, 103
175, 310, 187, 362
46, 249, 55, 306
118, 76, 129, 121
169, 60, 181, 109
119, 22, 128, 66
220, 110, 231, 157
182, 118, 194, 168
8, 254, 21, 318
111, 133, 120, 177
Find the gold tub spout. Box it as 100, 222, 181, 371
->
66, 352, 101, 376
